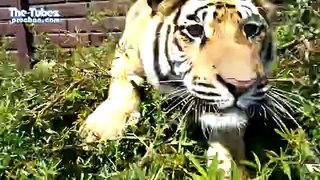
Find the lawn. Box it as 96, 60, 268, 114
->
0, 1, 319, 179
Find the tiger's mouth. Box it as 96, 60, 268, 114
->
159, 73, 268, 131
181, 73, 268, 111
180, 81, 261, 131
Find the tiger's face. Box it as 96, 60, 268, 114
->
160, 0, 275, 111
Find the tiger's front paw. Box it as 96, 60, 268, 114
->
207, 143, 233, 179
81, 100, 140, 142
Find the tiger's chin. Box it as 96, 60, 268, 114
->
195, 95, 255, 133
200, 107, 248, 131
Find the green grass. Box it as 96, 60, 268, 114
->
0, 1, 319, 179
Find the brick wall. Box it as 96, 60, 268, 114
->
30, 0, 132, 48
0, 0, 132, 69
0, 1, 18, 51
0, 0, 31, 69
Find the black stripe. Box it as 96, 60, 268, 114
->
185, 67, 192, 75
173, 8, 181, 24
172, 0, 190, 24
194, 3, 214, 15
193, 90, 220, 97
240, 5, 252, 17
165, 25, 177, 76
213, 11, 218, 18
202, 11, 207, 21
200, 36, 208, 48
173, 37, 183, 51
225, 4, 236, 8
187, 14, 200, 22
241, 5, 253, 12
153, 22, 166, 80
193, 82, 215, 88
194, 6, 208, 15
164, 25, 171, 62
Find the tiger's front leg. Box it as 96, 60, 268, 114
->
81, 52, 144, 142
204, 109, 249, 179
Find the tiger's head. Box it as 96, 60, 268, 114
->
144, 0, 277, 128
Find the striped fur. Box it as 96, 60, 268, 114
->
119, 0, 276, 129
83, 0, 276, 178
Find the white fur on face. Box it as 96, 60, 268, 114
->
201, 107, 248, 131
183, 73, 235, 109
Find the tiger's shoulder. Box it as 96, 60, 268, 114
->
120, 0, 154, 47
120, 0, 181, 49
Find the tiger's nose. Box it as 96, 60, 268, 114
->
224, 78, 256, 89
217, 75, 257, 95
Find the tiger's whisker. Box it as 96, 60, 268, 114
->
263, 103, 286, 132
165, 89, 188, 100
269, 90, 301, 106
267, 94, 302, 129
170, 96, 193, 125
162, 87, 187, 100
169, 99, 195, 141
163, 89, 188, 102
164, 94, 191, 114
267, 92, 296, 110
180, 99, 195, 121
270, 88, 301, 98
262, 105, 267, 119
267, 93, 295, 113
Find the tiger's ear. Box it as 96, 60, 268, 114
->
256, 0, 288, 21
147, 0, 163, 13
147, 0, 187, 16
255, 0, 278, 20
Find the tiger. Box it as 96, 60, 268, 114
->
81, 0, 277, 178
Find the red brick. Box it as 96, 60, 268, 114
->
0, 7, 10, 20
90, 32, 121, 46
29, 0, 65, 5
34, 20, 67, 33
94, 17, 126, 32
89, 0, 132, 16
67, 17, 126, 33
89, 1, 111, 12
9, 50, 19, 60
90, 32, 106, 46
45, 3, 88, 18
34, 33, 90, 48
67, 18, 95, 32
107, 32, 122, 39
0, 23, 19, 35
0, 0, 18, 7
2, 36, 17, 50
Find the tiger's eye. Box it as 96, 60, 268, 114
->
186, 14, 201, 22
243, 22, 263, 38
186, 24, 204, 37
